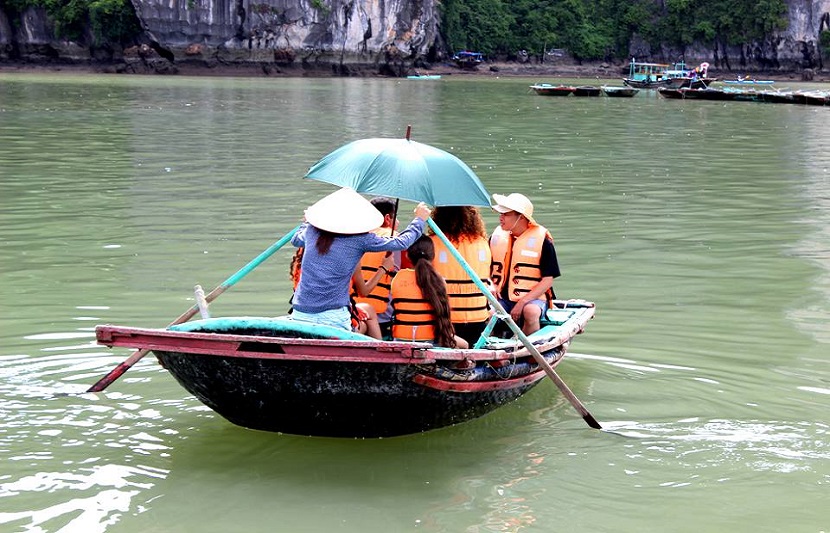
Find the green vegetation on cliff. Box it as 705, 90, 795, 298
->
441, 0, 789, 61
0, 0, 796, 62
5, 0, 140, 45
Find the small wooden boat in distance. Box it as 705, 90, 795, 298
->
602, 86, 639, 97
530, 83, 576, 96
723, 78, 775, 85
657, 87, 685, 99
452, 51, 484, 70
573, 86, 601, 97
407, 74, 442, 80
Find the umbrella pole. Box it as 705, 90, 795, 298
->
390, 199, 399, 232
427, 219, 602, 430
87, 225, 301, 393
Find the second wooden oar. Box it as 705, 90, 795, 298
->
428, 218, 602, 429
86, 225, 300, 393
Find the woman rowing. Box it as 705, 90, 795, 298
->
290, 187, 430, 331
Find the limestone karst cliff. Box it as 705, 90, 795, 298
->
0, 0, 828, 75
127, 0, 441, 74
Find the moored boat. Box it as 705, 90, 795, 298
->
759, 90, 795, 104
407, 74, 442, 80
657, 87, 685, 99
623, 59, 715, 89
96, 301, 595, 437
602, 86, 639, 97
573, 86, 601, 97
674, 87, 733, 101
723, 78, 775, 85
530, 83, 576, 96
452, 51, 484, 70
793, 90, 829, 106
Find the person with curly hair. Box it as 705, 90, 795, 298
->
429, 206, 493, 346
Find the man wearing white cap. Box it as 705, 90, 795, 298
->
489, 193, 560, 335
291, 188, 431, 331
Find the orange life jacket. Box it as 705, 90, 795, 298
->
390, 269, 436, 341
352, 227, 395, 314
490, 225, 553, 303
431, 235, 491, 323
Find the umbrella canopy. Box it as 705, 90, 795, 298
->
304, 137, 491, 207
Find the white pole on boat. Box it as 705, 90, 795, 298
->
87, 225, 302, 393
428, 218, 602, 430
194, 285, 211, 319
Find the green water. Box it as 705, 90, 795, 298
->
1, 73, 828, 532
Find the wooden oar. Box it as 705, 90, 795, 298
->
428, 219, 602, 429
86, 225, 300, 393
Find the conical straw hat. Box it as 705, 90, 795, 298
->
305, 188, 384, 234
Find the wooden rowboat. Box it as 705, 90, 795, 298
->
96, 301, 595, 437
573, 86, 601, 97
530, 84, 576, 96
88, 137, 602, 436
602, 86, 639, 97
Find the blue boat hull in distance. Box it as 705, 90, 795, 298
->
723, 79, 775, 85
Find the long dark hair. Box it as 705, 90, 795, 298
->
406, 235, 456, 348
315, 229, 337, 255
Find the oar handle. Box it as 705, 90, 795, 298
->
87, 225, 300, 393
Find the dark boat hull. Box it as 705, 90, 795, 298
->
155, 349, 556, 437
603, 86, 639, 97
624, 77, 713, 90
573, 86, 601, 97
530, 84, 575, 96
96, 303, 594, 437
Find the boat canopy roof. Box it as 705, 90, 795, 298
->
454, 51, 484, 60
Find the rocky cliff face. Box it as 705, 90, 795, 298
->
670, 0, 830, 72
0, 0, 441, 75
0, 0, 827, 75
127, 0, 440, 74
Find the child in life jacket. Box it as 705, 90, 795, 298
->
390, 236, 468, 348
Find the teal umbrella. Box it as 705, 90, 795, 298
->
304, 128, 491, 207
